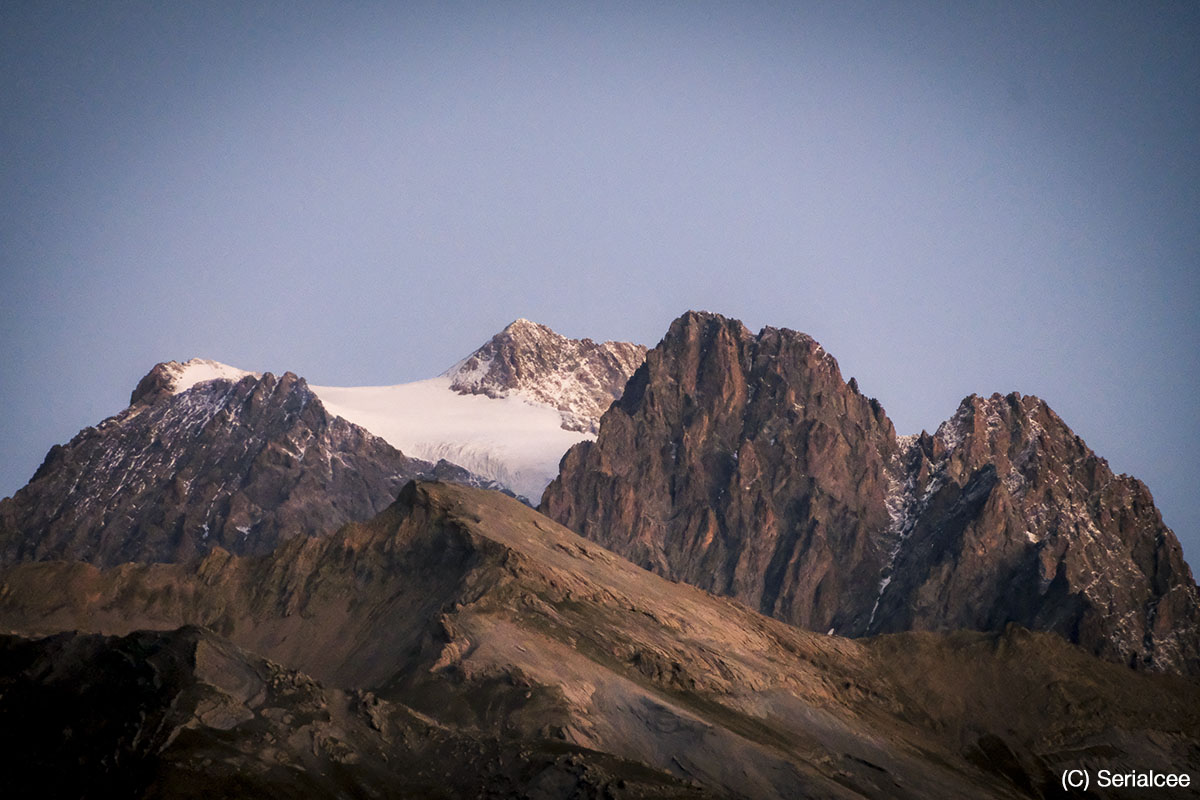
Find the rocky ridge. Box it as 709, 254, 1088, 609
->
0, 364, 502, 567
870, 392, 1200, 671
2, 480, 1196, 798
542, 311, 1200, 674
445, 318, 648, 433
0, 320, 645, 560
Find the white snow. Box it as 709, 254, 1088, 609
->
442, 351, 494, 389
165, 328, 618, 503
167, 359, 258, 394
310, 375, 591, 502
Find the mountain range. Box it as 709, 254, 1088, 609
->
0, 311, 1196, 798
543, 312, 1200, 674
0, 320, 641, 566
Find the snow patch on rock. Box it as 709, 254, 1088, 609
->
166, 359, 258, 394
442, 319, 646, 435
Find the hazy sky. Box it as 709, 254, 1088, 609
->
3, 2, 1198, 562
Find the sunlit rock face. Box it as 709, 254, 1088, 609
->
544, 311, 899, 636
544, 311, 1200, 674
445, 317, 648, 434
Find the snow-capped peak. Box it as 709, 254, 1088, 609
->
165, 359, 258, 394
127, 323, 644, 504
442, 319, 647, 434
310, 320, 646, 502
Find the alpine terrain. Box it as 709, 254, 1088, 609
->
312, 318, 647, 500
0, 320, 645, 566
0, 311, 1197, 799
543, 311, 1200, 674
1, 482, 1196, 799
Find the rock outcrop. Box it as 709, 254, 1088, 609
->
445, 318, 647, 433
873, 392, 1200, 672
0, 367, 433, 566
0, 626, 706, 800
543, 311, 1200, 673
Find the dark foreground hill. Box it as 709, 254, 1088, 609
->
1, 481, 1196, 799
0, 626, 707, 800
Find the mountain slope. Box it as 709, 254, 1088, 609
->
0, 366, 433, 567
0, 626, 707, 800
870, 391, 1200, 671
542, 311, 1200, 673
310, 319, 646, 500
1, 480, 1196, 798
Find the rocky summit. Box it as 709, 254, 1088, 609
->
543, 312, 899, 634
543, 311, 1200, 674
445, 318, 648, 433
0, 364, 500, 567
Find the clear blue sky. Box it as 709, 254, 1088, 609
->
3, 2, 1198, 564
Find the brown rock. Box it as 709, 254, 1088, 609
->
543, 312, 1200, 673
2, 481, 1196, 799
446, 318, 647, 433
542, 311, 900, 635
0, 368, 429, 566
